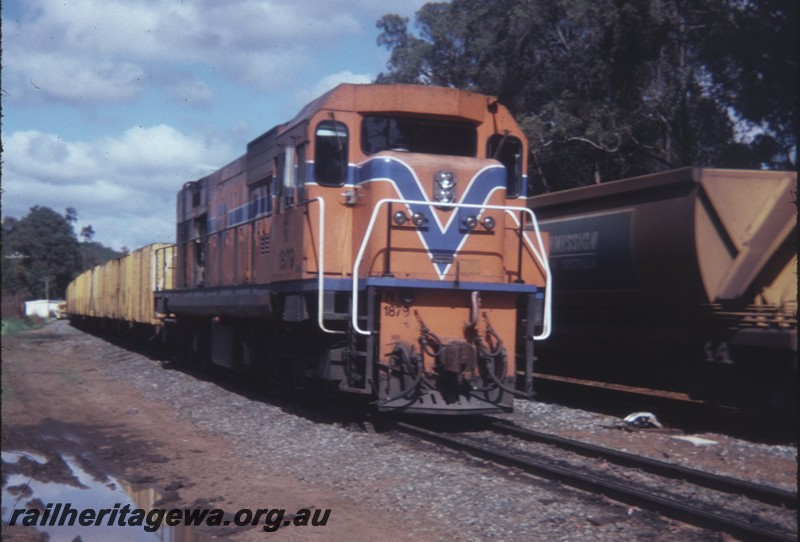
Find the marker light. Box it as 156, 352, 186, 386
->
393, 211, 408, 225
411, 212, 426, 226
482, 216, 496, 230
464, 215, 478, 230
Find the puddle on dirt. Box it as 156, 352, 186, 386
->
2, 450, 208, 541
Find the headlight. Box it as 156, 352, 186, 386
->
434, 171, 456, 204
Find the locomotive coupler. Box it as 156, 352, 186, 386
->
437, 341, 478, 385
415, 310, 479, 392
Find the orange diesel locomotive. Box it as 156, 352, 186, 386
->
73, 84, 552, 415
160, 83, 552, 414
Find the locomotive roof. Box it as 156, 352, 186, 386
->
283, 83, 500, 132
244, 84, 515, 185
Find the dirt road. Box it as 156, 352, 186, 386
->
1, 321, 436, 542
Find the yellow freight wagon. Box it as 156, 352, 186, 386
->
65, 267, 93, 317
66, 243, 174, 326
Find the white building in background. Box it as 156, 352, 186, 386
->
24, 300, 65, 319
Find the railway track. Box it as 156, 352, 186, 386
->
489, 419, 797, 509
85, 329, 796, 540
383, 417, 797, 542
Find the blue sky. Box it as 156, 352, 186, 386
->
2, 0, 430, 250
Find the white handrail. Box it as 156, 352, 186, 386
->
351, 198, 551, 339
505, 209, 553, 341
307, 197, 345, 335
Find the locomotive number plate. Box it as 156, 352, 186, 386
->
381, 290, 411, 318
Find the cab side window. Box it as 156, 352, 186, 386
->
314, 120, 349, 186
487, 134, 523, 197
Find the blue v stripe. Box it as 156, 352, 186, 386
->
358, 157, 506, 277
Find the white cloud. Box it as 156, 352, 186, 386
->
3, 0, 430, 104
5, 53, 147, 105
161, 73, 214, 107
295, 71, 374, 106
100, 125, 224, 179
1, 0, 433, 249
3, 0, 434, 104
2, 126, 235, 250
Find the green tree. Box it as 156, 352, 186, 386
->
80, 224, 96, 242
65, 206, 78, 225
376, 0, 796, 191
693, 0, 796, 168
79, 241, 123, 269
2, 206, 82, 299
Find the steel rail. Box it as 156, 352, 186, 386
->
390, 419, 795, 542
488, 419, 797, 509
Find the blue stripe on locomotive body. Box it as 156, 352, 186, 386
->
356, 156, 508, 277
303, 156, 528, 280
167, 278, 541, 298
329, 160, 529, 198
286, 277, 540, 294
